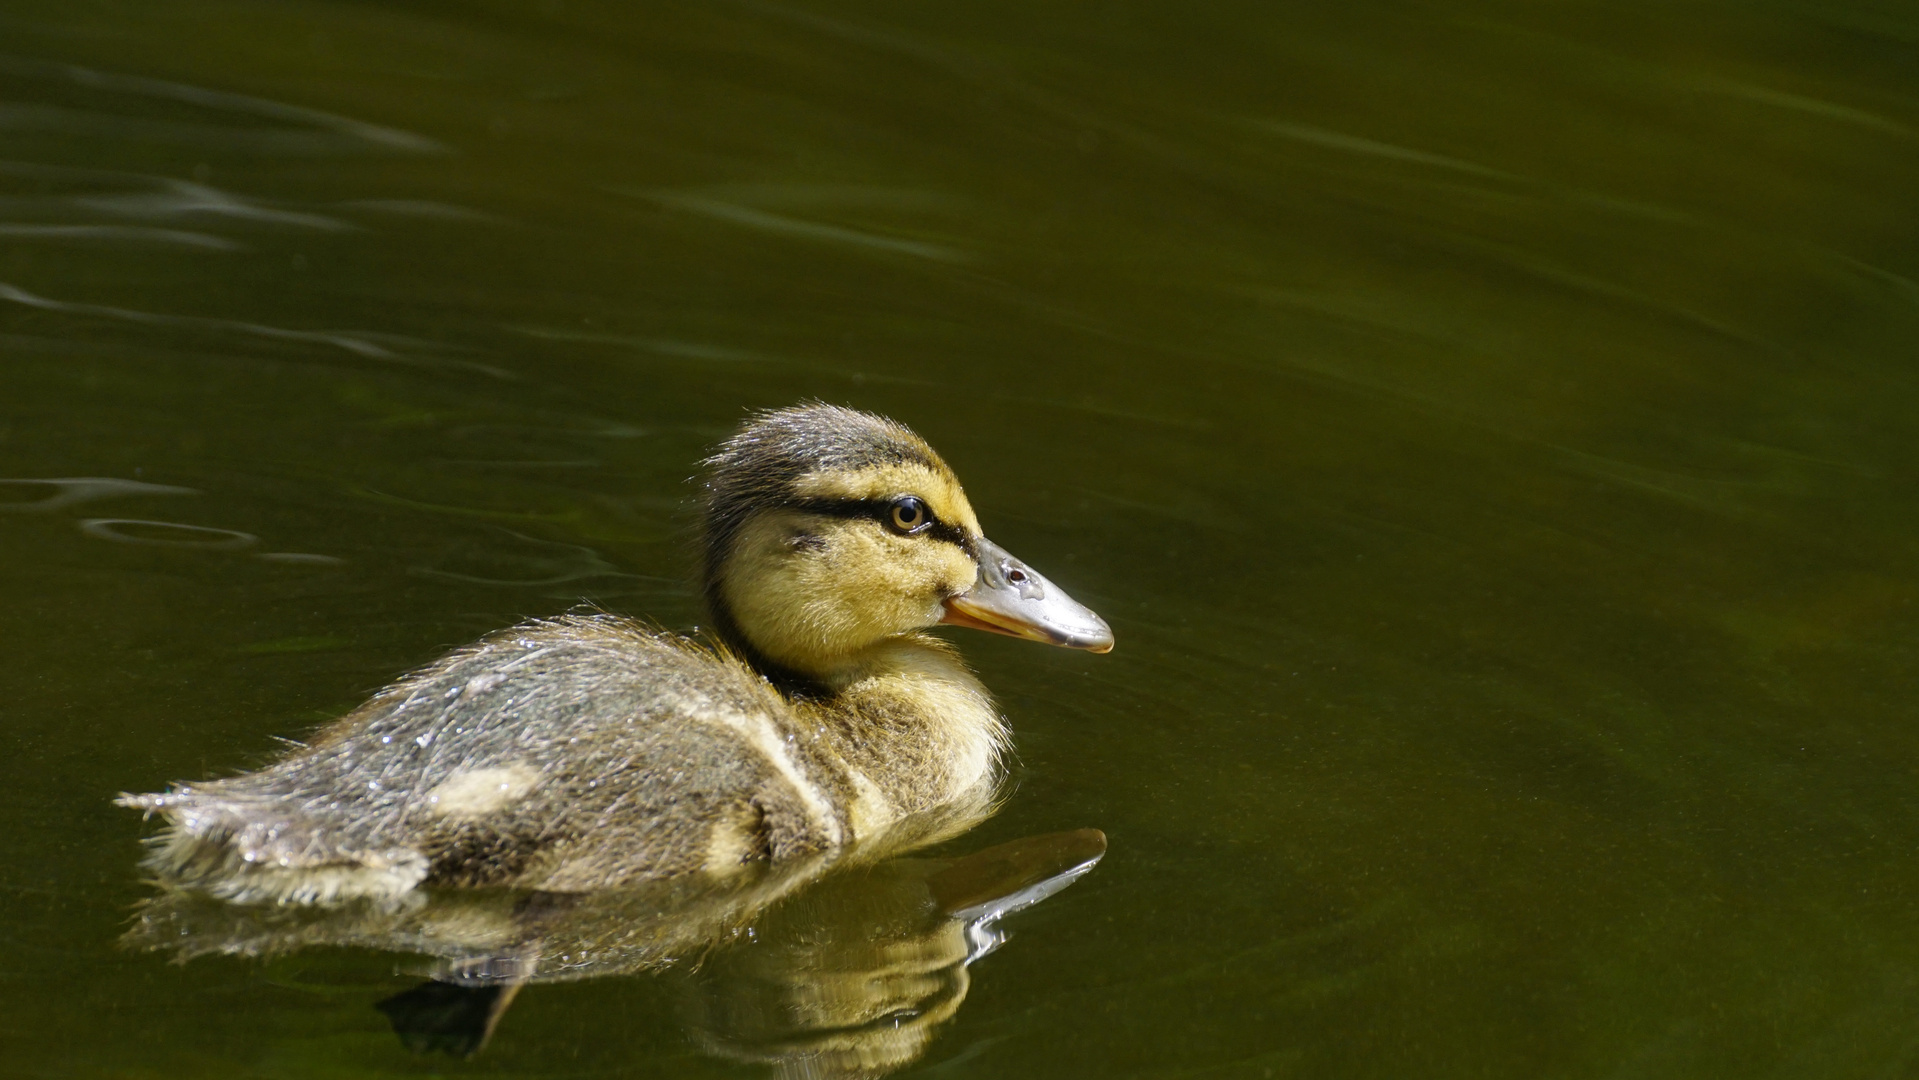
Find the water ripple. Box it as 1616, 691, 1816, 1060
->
78, 518, 257, 549
0, 281, 397, 358
0, 53, 445, 155
255, 552, 347, 566
413, 528, 644, 588
337, 199, 500, 223
0, 160, 353, 248
0, 477, 197, 511
71, 178, 352, 231
0, 223, 241, 249
1246, 120, 1516, 180
0, 282, 511, 376
628, 189, 970, 263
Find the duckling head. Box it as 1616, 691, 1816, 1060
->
702, 404, 1112, 687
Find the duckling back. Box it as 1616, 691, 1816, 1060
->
121, 616, 866, 904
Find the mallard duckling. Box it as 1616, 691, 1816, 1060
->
119, 404, 1112, 904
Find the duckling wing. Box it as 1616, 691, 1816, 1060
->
121, 616, 854, 902
396, 617, 856, 891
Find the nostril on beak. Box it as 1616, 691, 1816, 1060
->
1000, 559, 1045, 601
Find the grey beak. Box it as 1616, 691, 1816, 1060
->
940, 539, 1114, 653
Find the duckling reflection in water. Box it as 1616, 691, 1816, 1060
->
120, 404, 1112, 904
678, 829, 1104, 1077
125, 829, 1108, 1076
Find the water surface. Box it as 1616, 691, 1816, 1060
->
5, 1, 1919, 1076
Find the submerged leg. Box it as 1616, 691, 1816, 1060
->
375, 977, 525, 1058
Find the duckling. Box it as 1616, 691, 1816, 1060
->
119, 404, 1112, 905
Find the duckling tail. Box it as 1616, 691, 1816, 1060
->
116, 790, 428, 905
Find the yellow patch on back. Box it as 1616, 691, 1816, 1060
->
701, 804, 762, 875
841, 767, 898, 839
427, 765, 540, 818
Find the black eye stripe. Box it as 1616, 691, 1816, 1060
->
785, 497, 978, 557
786, 496, 892, 524
927, 519, 978, 557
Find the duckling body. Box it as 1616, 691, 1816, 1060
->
128, 618, 997, 903
121, 406, 1110, 904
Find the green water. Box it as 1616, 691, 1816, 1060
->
5, 0, 1919, 1075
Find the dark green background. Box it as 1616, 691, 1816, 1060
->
5, 1, 1918, 1075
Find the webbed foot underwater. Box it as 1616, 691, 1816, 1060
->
118, 404, 1112, 904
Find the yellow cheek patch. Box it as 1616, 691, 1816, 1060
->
791, 463, 981, 536
719, 511, 979, 676
924, 542, 979, 597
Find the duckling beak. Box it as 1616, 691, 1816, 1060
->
941, 539, 1114, 653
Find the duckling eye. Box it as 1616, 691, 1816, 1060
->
888, 496, 931, 534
